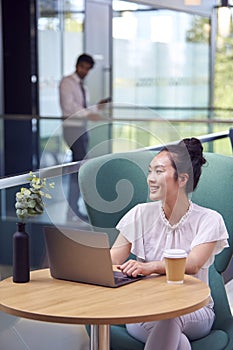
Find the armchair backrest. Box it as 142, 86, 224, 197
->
191, 153, 233, 273
79, 150, 156, 246
80, 151, 233, 247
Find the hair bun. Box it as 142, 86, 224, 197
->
183, 138, 206, 165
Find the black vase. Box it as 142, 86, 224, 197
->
13, 222, 30, 283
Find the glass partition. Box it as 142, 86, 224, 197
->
37, 0, 85, 159
214, 4, 233, 109
38, 0, 85, 117
112, 4, 210, 111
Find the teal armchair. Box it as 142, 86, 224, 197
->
79, 151, 233, 350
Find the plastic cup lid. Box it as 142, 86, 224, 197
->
163, 248, 187, 258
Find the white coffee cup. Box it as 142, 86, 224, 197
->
164, 249, 187, 284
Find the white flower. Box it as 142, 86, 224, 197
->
15, 172, 55, 222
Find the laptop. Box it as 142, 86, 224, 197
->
44, 226, 144, 288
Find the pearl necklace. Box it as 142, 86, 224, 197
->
160, 201, 192, 230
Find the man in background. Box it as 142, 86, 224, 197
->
59, 53, 109, 222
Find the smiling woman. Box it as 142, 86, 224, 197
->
110, 137, 229, 350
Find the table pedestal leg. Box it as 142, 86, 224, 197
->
90, 325, 110, 350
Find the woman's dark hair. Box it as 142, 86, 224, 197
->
160, 138, 206, 193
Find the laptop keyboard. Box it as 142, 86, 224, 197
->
113, 271, 138, 284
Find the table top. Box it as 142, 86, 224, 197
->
0, 269, 210, 325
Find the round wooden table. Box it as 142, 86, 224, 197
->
0, 269, 210, 350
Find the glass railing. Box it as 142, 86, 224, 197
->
2, 105, 233, 173
38, 104, 233, 170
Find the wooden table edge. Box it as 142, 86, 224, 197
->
0, 295, 210, 325
0, 269, 211, 325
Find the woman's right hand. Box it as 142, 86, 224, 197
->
117, 259, 165, 277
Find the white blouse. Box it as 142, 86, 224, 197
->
116, 201, 229, 287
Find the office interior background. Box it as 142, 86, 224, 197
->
0, 0, 233, 272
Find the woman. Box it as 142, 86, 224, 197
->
110, 138, 229, 350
